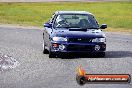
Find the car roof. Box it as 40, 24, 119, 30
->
55, 11, 93, 15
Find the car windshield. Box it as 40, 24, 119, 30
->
53, 14, 99, 29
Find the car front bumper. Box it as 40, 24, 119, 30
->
50, 42, 106, 53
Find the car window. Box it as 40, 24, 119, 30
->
53, 14, 99, 29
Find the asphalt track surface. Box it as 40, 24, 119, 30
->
0, 26, 132, 88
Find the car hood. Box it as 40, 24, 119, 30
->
52, 28, 105, 38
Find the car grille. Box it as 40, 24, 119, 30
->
67, 44, 94, 51
68, 38, 92, 43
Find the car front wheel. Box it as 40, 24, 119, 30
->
49, 51, 56, 58
97, 52, 105, 57
42, 40, 48, 54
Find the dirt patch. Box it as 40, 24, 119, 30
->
0, 24, 43, 30
105, 27, 132, 34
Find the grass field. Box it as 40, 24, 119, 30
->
0, 2, 132, 32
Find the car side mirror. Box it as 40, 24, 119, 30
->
44, 23, 52, 28
100, 24, 107, 29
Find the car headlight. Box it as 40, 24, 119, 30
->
92, 38, 106, 42
52, 37, 67, 41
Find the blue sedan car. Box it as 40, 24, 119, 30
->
43, 11, 107, 58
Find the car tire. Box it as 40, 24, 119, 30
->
97, 52, 105, 57
42, 40, 48, 54
49, 51, 56, 58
